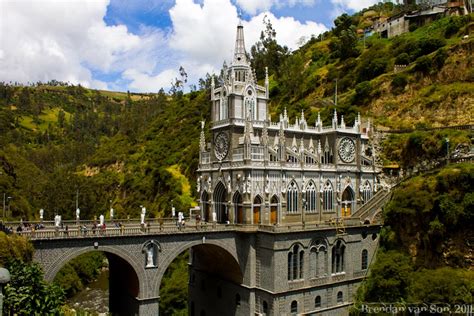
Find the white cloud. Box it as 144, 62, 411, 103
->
169, 0, 327, 83
330, 0, 380, 12
123, 68, 178, 92
236, 0, 316, 15
244, 12, 327, 51
0, 0, 328, 93
0, 0, 165, 90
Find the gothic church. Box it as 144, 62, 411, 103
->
190, 22, 381, 316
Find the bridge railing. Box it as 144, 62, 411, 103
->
6, 217, 379, 240
12, 220, 238, 240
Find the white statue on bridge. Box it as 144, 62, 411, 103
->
54, 215, 61, 227
76, 208, 80, 221
110, 208, 114, 220
39, 209, 44, 220
99, 214, 104, 226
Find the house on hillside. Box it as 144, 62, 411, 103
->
372, 1, 469, 38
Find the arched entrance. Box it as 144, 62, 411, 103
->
253, 196, 262, 225
213, 182, 228, 223
270, 195, 278, 225
52, 250, 140, 315
233, 191, 243, 224
201, 191, 210, 222
341, 186, 355, 217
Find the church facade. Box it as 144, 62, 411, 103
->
197, 23, 377, 226
191, 22, 381, 316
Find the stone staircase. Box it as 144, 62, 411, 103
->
351, 188, 392, 223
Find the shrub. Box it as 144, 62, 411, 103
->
433, 48, 447, 70
353, 81, 372, 104
357, 57, 388, 82
414, 55, 433, 74
395, 52, 410, 65
391, 73, 408, 93
444, 16, 465, 38
418, 37, 446, 56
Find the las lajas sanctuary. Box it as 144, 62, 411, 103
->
192, 22, 382, 315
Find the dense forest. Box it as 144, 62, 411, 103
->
0, 2, 473, 315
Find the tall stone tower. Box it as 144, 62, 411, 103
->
191, 22, 382, 316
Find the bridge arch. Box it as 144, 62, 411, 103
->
42, 245, 145, 300
153, 238, 242, 296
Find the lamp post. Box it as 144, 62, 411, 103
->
0, 267, 11, 316
2, 196, 11, 221
446, 137, 450, 164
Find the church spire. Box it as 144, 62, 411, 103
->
233, 22, 247, 64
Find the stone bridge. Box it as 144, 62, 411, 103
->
10, 217, 382, 316
23, 221, 245, 315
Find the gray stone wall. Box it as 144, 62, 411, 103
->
33, 225, 380, 315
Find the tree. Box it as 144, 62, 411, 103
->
329, 25, 359, 59
250, 15, 289, 80
360, 250, 413, 302
4, 259, 65, 315
408, 268, 474, 304
333, 13, 352, 37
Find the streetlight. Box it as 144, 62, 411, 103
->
446, 137, 450, 164
2, 194, 5, 222
0, 267, 11, 316
2, 195, 11, 221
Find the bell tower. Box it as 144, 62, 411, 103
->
210, 22, 269, 127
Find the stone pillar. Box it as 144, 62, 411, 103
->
138, 297, 160, 316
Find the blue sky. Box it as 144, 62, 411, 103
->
0, 0, 382, 92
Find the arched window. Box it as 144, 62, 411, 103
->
201, 190, 210, 222
322, 181, 333, 211
236, 293, 241, 306
213, 182, 228, 223
233, 191, 243, 224
244, 93, 257, 120
337, 291, 343, 303
263, 301, 268, 314
288, 244, 304, 281
299, 249, 304, 279
219, 94, 228, 120
332, 240, 345, 273
287, 251, 293, 280
310, 247, 317, 278
287, 181, 298, 213
253, 196, 262, 225
270, 195, 278, 224
315, 296, 321, 308
361, 249, 368, 270
305, 181, 317, 212
310, 241, 328, 278
290, 301, 298, 314
361, 180, 372, 204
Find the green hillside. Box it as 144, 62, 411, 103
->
0, 82, 209, 220
0, 4, 473, 314
0, 9, 472, 222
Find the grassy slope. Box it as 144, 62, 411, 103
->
268, 13, 474, 129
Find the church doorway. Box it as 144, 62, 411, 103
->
270, 195, 278, 225
201, 191, 210, 222
233, 192, 243, 224
253, 196, 262, 225
213, 182, 228, 223
341, 187, 355, 217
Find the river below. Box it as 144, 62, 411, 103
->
67, 268, 109, 315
